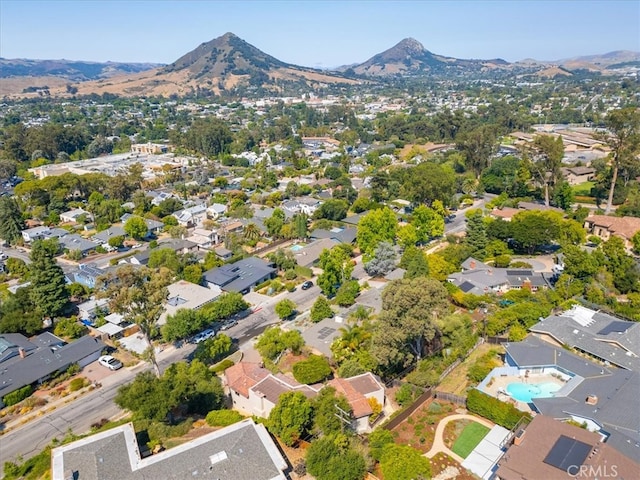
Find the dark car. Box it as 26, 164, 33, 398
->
301, 280, 313, 290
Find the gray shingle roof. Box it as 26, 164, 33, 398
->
204, 257, 276, 293
530, 306, 640, 371
52, 419, 287, 480
0, 334, 105, 401
504, 336, 640, 462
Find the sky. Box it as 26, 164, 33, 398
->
1, 0, 639, 68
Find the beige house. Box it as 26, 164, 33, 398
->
560, 166, 596, 186
224, 362, 385, 433
584, 214, 640, 249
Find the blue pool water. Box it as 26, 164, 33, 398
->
290, 244, 305, 252
506, 382, 561, 403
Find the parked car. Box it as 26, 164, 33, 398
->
220, 320, 237, 331
192, 329, 215, 343
301, 280, 313, 290
98, 355, 123, 371
0, 251, 8, 260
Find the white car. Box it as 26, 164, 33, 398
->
0, 251, 8, 260
192, 329, 216, 344
98, 355, 123, 371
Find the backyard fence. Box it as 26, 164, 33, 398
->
434, 390, 467, 407
382, 388, 433, 431
486, 336, 508, 345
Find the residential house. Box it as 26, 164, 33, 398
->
0, 332, 105, 406
59, 208, 91, 223
495, 415, 639, 480
224, 363, 385, 434
214, 246, 233, 260
77, 297, 109, 321
157, 238, 198, 255
293, 238, 340, 268
96, 313, 127, 339
186, 228, 219, 250
159, 280, 222, 325
529, 305, 640, 371
584, 214, 640, 250
120, 214, 164, 237
204, 257, 276, 294
501, 336, 640, 461
147, 190, 175, 207
66, 263, 111, 289
173, 204, 207, 227
207, 203, 227, 220
58, 234, 100, 256
489, 207, 520, 222
447, 257, 550, 294
560, 166, 596, 186
129, 249, 151, 266
21, 226, 68, 243
309, 227, 357, 244
282, 197, 322, 217
327, 373, 386, 433
51, 419, 288, 480
92, 226, 126, 246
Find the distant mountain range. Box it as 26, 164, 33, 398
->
1, 34, 637, 98
0, 58, 161, 80
337, 37, 510, 77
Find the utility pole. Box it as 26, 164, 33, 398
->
334, 404, 352, 434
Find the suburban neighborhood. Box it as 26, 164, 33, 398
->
0, 8, 639, 480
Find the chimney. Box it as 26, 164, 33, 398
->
19, 348, 26, 358
513, 429, 526, 446
470, 260, 476, 269
586, 395, 598, 405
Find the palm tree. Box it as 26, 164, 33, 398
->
243, 223, 261, 242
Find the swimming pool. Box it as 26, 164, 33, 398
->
506, 382, 561, 403
290, 244, 305, 252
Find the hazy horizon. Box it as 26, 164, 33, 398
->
1, 0, 638, 68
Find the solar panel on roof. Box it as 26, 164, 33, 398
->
459, 281, 476, 293
506, 269, 533, 276
317, 327, 336, 340
597, 321, 632, 335
543, 435, 592, 471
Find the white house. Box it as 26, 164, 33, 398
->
173, 204, 207, 227
59, 208, 91, 223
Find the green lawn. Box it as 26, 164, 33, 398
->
452, 422, 490, 459
572, 181, 595, 197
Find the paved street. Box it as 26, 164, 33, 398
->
0, 343, 196, 468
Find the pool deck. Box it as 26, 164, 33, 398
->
483, 373, 566, 412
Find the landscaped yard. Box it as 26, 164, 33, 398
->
390, 399, 457, 453
437, 343, 505, 396
451, 422, 490, 459
572, 181, 595, 197
430, 452, 479, 480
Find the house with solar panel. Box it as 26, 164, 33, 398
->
447, 257, 551, 295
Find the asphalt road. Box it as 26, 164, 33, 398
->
0, 283, 321, 468
444, 194, 496, 235
0, 343, 196, 468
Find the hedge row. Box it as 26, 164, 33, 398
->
467, 388, 532, 429
3, 385, 33, 407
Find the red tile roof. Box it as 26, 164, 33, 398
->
225, 362, 269, 398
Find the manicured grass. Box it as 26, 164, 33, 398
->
452, 422, 490, 459
572, 181, 595, 197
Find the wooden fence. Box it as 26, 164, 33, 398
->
382, 388, 433, 431
434, 390, 467, 406
486, 336, 509, 345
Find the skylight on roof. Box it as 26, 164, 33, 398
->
564, 305, 595, 327
209, 451, 227, 465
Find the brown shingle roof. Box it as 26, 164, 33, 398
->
225, 362, 269, 398
495, 415, 639, 480
328, 378, 373, 418
586, 214, 640, 241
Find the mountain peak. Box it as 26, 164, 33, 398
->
395, 37, 426, 54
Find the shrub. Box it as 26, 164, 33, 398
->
311, 296, 333, 322
292, 355, 332, 384
212, 359, 235, 374
2, 385, 33, 406
284, 269, 297, 280
206, 409, 244, 427
467, 350, 501, 383
395, 383, 420, 407
69, 378, 86, 392
467, 389, 532, 429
